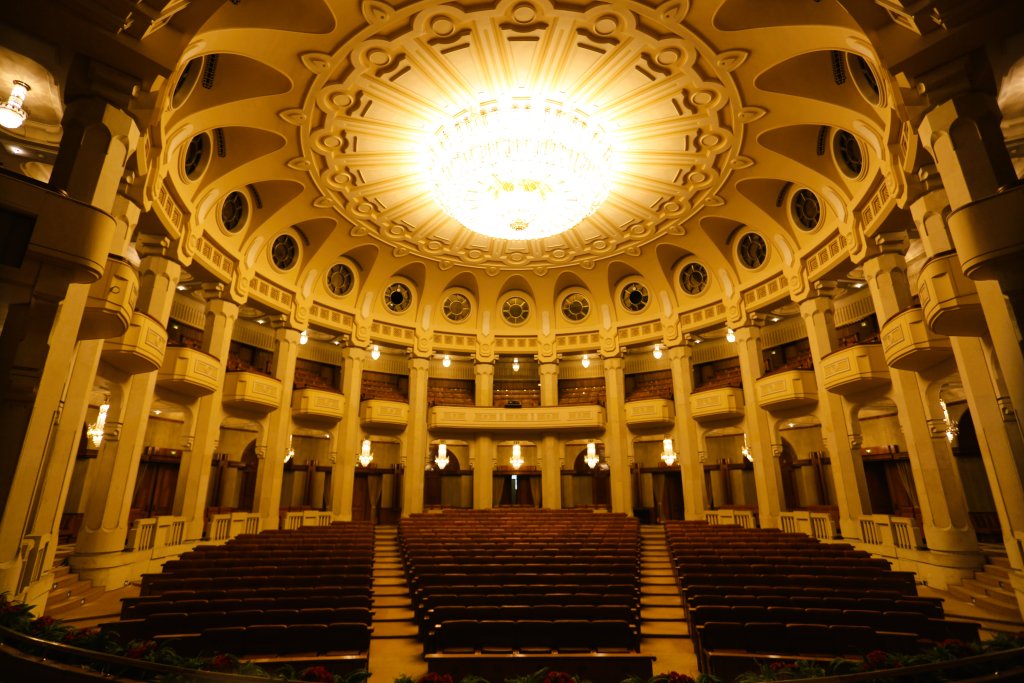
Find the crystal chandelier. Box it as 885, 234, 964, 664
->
940, 399, 958, 442
661, 438, 677, 467
0, 81, 30, 130
510, 442, 524, 470
428, 99, 614, 240
584, 441, 599, 469
358, 438, 374, 467
741, 433, 752, 462
86, 402, 110, 448
435, 442, 449, 470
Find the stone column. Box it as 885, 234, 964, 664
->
798, 289, 871, 539
0, 98, 133, 598
173, 291, 238, 540
861, 243, 978, 556
401, 356, 430, 515
75, 254, 182, 566
539, 362, 561, 509
602, 356, 633, 514
733, 322, 786, 529
919, 94, 1024, 432
473, 434, 495, 509
668, 342, 705, 520
332, 346, 366, 520
251, 321, 300, 530
475, 361, 494, 407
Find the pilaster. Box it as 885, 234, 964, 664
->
668, 342, 705, 520
602, 356, 632, 515
473, 435, 495, 509
539, 362, 561, 508
332, 346, 367, 520
401, 356, 430, 515
474, 361, 494, 407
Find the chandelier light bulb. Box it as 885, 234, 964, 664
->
726, 328, 736, 343
87, 402, 110, 448
0, 81, 30, 130
653, 343, 662, 360
370, 344, 381, 360
358, 438, 374, 467
435, 442, 449, 470
512, 357, 520, 372
741, 433, 752, 462
442, 354, 451, 368
299, 329, 309, 345
428, 99, 614, 240
581, 353, 590, 369
584, 441, 599, 469
510, 441, 524, 470
661, 437, 677, 466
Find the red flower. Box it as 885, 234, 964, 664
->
543, 671, 575, 683
865, 649, 888, 668
663, 673, 695, 683
207, 654, 235, 671
125, 641, 156, 659
300, 666, 335, 682
28, 616, 55, 630
418, 674, 453, 683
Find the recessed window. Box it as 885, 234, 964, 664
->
270, 234, 299, 270
443, 293, 471, 322
171, 56, 203, 108
326, 263, 354, 296
833, 130, 864, 178
620, 282, 649, 313
679, 262, 709, 295
561, 293, 591, 322
849, 53, 881, 105
502, 296, 530, 325
791, 189, 822, 231
220, 191, 248, 233
738, 232, 768, 269
181, 133, 210, 182
384, 282, 412, 313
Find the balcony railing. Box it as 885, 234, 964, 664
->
821, 343, 889, 395
690, 387, 744, 422
880, 307, 952, 371
755, 370, 817, 411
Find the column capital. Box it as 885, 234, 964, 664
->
667, 343, 693, 363
135, 234, 176, 261
732, 313, 766, 332
409, 356, 430, 372
473, 361, 494, 377
268, 314, 302, 332
601, 355, 624, 371
791, 279, 838, 306
538, 362, 559, 378
342, 345, 368, 363
798, 291, 837, 318
857, 232, 910, 271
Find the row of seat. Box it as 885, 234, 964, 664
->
110, 607, 372, 642
164, 622, 370, 658
124, 595, 372, 619
686, 593, 942, 616
432, 619, 637, 654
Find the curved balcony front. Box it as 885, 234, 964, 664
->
881, 307, 952, 372
362, 399, 410, 430
80, 256, 138, 340
292, 388, 345, 423
157, 347, 220, 397
755, 370, 818, 412
427, 404, 605, 431
101, 312, 168, 374
690, 387, 744, 423
821, 344, 889, 395
625, 398, 675, 429
917, 252, 986, 337
222, 371, 282, 413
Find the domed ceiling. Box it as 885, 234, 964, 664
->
148, 0, 893, 340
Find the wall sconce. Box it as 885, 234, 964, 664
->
0, 81, 30, 130
741, 433, 752, 462
581, 353, 591, 369
285, 436, 295, 463
87, 402, 110, 448
510, 442, 524, 470
725, 328, 736, 343
661, 437, 677, 466
442, 354, 451, 368
299, 329, 309, 345
584, 441, 599, 469
370, 344, 381, 360
435, 441, 449, 470
512, 357, 520, 372
358, 438, 374, 467
652, 343, 662, 360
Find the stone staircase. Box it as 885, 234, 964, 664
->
368, 525, 425, 679
638, 524, 696, 673
945, 545, 1023, 622
43, 546, 104, 618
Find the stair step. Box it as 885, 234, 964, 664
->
51, 573, 79, 591
373, 586, 410, 597
373, 606, 416, 621
373, 596, 414, 608
372, 621, 419, 638
44, 586, 105, 618
642, 569, 675, 578
983, 564, 1011, 581
641, 621, 688, 637
641, 595, 683, 607
48, 578, 94, 601
374, 569, 405, 577
641, 606, 686, 621
963, 578, 1017, 604
373, 577, 406, 587
51, 565, 70, 579
641, 576, 676, 586
976, 572, 1009, 590
641, 585, 679, 596
989, 556, 1012, 569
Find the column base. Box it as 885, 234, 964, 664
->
70, 542, 199, 591
854, 542, 984, 590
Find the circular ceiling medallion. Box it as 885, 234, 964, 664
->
300, 0, 744, 270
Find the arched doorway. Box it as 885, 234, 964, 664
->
952, 409, 1002, 542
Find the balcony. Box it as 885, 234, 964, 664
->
427, 404, 605, 431
689, 387, 744, 423
79, 256, 138, 340
361, 399, 410, 429
625, 398, 675, 428
821, 344, 889, 395
881, 307, 953, 371
101, 312, 168, 374
222, 371, 282, 412
917, 253, 986, 337
755, 370, 818, 411
157, 347, 220, 397
292, 387, 345, 423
